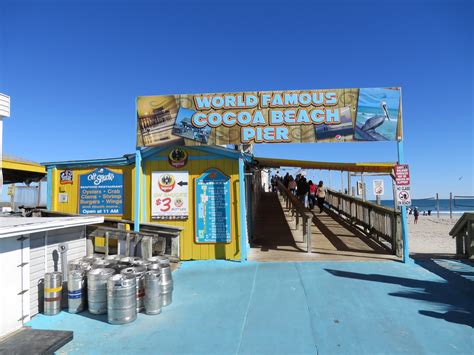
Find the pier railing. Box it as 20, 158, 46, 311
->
276, 180, 313, 253
325, 189, 402, 256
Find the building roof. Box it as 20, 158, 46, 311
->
0, 216, 104, 239
1, 154, 46, 184
253, 156, 396, 173
41, 140, 247, 168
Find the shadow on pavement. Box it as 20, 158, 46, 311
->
325, 258, 474, 328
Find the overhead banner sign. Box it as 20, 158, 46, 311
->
195, 169, 231, 243
137, 87, 402, 146
151, 171, 189, 219
79, 168, 123, 215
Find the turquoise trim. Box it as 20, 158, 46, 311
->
46, 167, 53, 210
134, 149, 142, 232
397, 140, 411, 264
147, 155, 222, 162
247, 175, 253, 240
141, 158, 147, 222
41, 144, 247, 169
238, 157, 248, 262
42, 156, 132, 169
188, 145, 240, 159
141, 145, 170, 160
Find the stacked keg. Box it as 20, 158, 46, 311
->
67, 269, 86, 313
157, 257, 173, 307
144, 270, 162, 315
92, 259, 114, 270
133, 259, 151, 269
121, 266, 147, 312
147, 257, 161, 271
107, 274, 137, 324
87, 268, 115, 314
44, 272, 63, 316
45, 254, 175, 324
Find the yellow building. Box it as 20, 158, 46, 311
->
42, 142, 250, 261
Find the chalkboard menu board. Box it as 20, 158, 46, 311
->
79, 168, 123, 215
195, 169, 231, 243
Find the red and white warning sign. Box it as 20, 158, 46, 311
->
394, 164, 410, 186
394, 164, 411, 206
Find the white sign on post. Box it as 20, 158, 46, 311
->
396, 186, 412, 206
373, 180, 384, 196
151, 171, 189, 219
356, 181, 363, 196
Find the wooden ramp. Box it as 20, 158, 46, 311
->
249, 192, 397, 262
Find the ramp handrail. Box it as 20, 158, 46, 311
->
325, 189, 402, 256
276, 180, 313, 253
449, 212, 474, 258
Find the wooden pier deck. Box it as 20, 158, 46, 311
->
249, 192, 398, 262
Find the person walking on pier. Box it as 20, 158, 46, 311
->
316, 181, 326, 213
297, 177, 310, 207
288, 176, 297, 195
308, 180, 317, 209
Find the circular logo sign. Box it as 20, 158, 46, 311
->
158, 174, 175, 192
174, 198, 184, 207
399, 190, 410, 201
168, 148, 188, 168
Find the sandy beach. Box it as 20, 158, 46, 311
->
408, 215, 460, 257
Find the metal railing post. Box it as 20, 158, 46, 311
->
105, 231, 110, 256
302, 218, 306, 243
449, 192, 452, 219
436, 193, 440, 218
306, 213, 312, 253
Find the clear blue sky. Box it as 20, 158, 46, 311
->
1, 0, 472, 199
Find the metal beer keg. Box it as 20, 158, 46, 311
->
87, 268, 115, 314
133, 259, 151, 269
144, 270, 162, 315
44, 272, 63, 316
92, 259, 114, 269
107, 274, 137, 324
68, 269, 86, 313
105, 255, 121, 261
157, 258, 173, 307
147, 257, 161, 271
121, 266, 146, 312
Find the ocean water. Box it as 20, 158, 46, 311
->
376, 198, 474, 214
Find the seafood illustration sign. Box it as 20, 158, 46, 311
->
136, 87, 402, 146
195, 169, 231, 243
151, 171, 189, 219
79, 168, 123, 215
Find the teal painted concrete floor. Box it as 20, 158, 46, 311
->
29, 259, 473, 354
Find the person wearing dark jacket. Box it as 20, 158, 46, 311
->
297, 177, 310, 206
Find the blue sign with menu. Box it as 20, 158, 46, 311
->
195, 169, 231, 243
79, 168, 123, 215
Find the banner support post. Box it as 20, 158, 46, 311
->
239, 156, 248, 262
134, 148, 142, 232
397, 140, 411, 264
